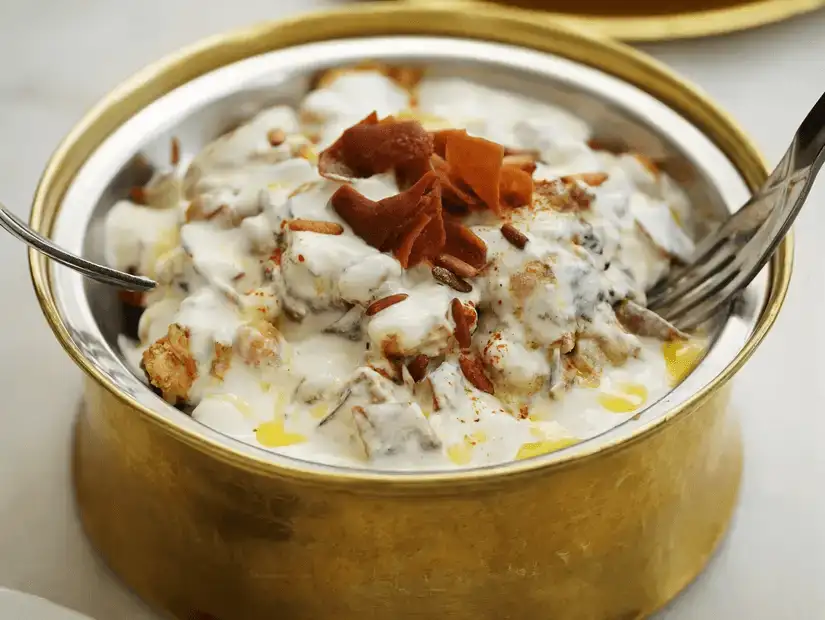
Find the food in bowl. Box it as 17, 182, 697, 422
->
105, 64, 703, 470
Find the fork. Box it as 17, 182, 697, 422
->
647, 90, 825, 330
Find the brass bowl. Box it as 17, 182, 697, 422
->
402, 0, 825, 41
29, 4, 790, 619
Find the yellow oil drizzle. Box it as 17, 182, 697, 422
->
446, 443, 473, 466
259, 381, 272, 393
662, 340, 705, 385
301, 147, 318, 166
598, 382, 648, 414
309, 404, 328, 420
468, 431, 488, 444
516, 437, 579, 460
446, 432, 489, 465
255, 419, 307, 448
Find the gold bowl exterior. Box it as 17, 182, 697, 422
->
29, 5, 791, 620
75, 380, 741, 620
402, 0, 825, 41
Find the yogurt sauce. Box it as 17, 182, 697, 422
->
108, 67, 699, 471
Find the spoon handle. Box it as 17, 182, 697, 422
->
0, 202, 156, 292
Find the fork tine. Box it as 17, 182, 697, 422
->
658, 218, 780, 327
667, 257, 764, 330
647, 232, 727, 300
647, 240, 736, 308
671, 298, 735, 332
655, 259, 740, 323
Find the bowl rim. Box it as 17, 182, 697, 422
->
406, 0, 825, 43
28, 3, 792, 488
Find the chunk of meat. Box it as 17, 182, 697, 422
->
569, 339, 608, 379
614, 300, 687, 341
352, 402, 441, 458
142, 324, 198, 404
234, 321, 284, 368
210, 343, 233, 380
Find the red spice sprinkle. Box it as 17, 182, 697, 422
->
129, 186, 146, 204
298, 254, 305, 263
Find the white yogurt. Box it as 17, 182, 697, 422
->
108, 68, 697, 470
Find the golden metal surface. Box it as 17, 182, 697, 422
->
29, 4, 792, 619
403, 0, 825, 41
75, 380, 742, 620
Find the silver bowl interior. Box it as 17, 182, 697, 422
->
47, 36, 766, 476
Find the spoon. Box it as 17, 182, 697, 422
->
0, 201, 156, 292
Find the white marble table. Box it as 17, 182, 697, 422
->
0, 1, 823, 618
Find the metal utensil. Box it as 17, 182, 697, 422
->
648, 90, 825, 330
0, 201, 156, 292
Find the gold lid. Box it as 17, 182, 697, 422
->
402, 0, 825, 41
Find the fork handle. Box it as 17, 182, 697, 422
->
729, 89, 825, 238
795, 89, 825, 170
0, 202, 156, 292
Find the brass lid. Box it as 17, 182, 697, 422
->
403, 0, 825, 41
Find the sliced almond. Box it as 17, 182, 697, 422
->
459, 352, 495, 395
287, 219, 344, 235
432, 266, 472, 293
436, 254, 479, 279
501, 223, 529, 249
406, 355, 430, 383
366, 293, 409, 316
561, 172, 608, 187
170, 137, 181, 166
502, 153, 538, 174
451, 298, 472, 349
633, 153, 659, 176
